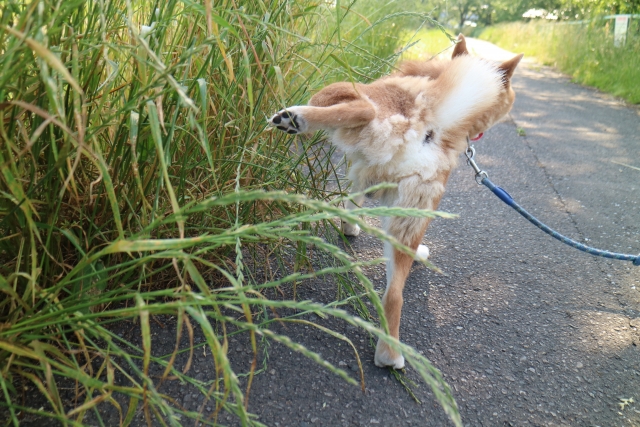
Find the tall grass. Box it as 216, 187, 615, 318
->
0, 0, 461, 425
479, 20, 640, 104
398, 28, 457, 61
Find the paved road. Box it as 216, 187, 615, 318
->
81, 40, 640, 427
240, 40, 640, 426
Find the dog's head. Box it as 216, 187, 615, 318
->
385, 34, 522, 143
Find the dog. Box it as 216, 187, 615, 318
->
269, 35, 522, 369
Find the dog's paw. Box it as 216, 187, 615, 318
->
416, 244, 430, 261
269, 108, 307, 134
374, 340, 405, 369
341, 221, 361, 237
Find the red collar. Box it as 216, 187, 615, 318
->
470, 132, 484, 141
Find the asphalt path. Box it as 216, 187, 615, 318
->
239, 40, 640, 427
73, 40, 640, 427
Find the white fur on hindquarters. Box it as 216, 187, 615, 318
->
416, 244, 430, 261
269, 107, 307, 134
374, 341, 405, 369
340, 221, 361, 237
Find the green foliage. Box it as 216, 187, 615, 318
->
0, 0, 461, 425
491, 0, 563, 23
405, 0, 639, 29
398, 28, 458, 61
559, 0, 640, 19
328, 1, 448, 74
479, 20, 640, 104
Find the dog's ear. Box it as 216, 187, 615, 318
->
498, 53, 524, 83
451, 34, 468, 58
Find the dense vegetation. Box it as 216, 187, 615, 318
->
0, 0, 463, 425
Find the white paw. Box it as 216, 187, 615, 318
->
374, 340, 405, 369
416, 244, 430, 261
341, 221, 360, 237
269, 108, 307, 134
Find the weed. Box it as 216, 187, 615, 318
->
0, 0, 460, 426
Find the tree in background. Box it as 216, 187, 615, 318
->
558, 0, 640, 19
491, 0, 563, 22
406, 0, 638, 29
451, 0, 484, 29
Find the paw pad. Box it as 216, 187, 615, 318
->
269, 110, 304, 134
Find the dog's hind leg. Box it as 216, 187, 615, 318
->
374, 217, 429, 369
268, 99, 375, 135
340, 194, 364, 237
416, 244, 430, 261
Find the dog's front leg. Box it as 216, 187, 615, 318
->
341, 193, 364, 237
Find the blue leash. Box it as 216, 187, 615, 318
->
465, 142, 640, 266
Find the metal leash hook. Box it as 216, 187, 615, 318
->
465, 137, 488, 184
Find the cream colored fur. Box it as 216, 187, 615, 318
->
269, 35, 522, 369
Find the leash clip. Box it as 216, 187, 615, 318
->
465, 137, 488, 184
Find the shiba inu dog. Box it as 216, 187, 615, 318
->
269, 35, 522, 369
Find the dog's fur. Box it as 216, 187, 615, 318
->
269, 35, 522, 369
